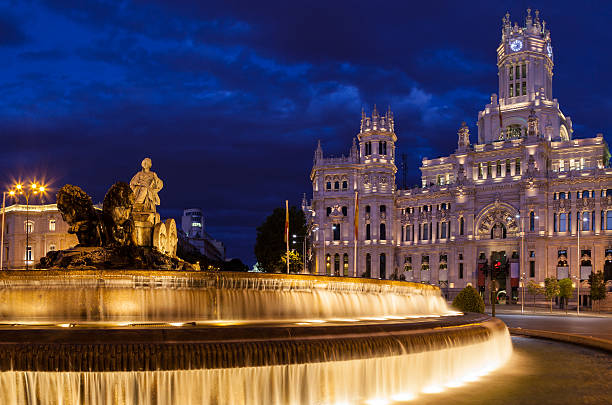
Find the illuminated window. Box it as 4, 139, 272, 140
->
49, 219, 56, 231
559, 160, 565, 172
487, 162, 492, 178
334, 254, 340, 276
343, 254, 349, 277
325, 254, 331, 275
515, 158, 521, 174
24, 221, 33, 233
607, 211, 612, 230
496, 160, 502, 177
521, 64, 527, 79
559, 213, 567, 232
506, 159, 511, 175
509, 83, 513, 97
192, 222, 202, 227
25, 246, 32, 262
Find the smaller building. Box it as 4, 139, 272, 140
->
181, 208, 225, 262
1, 204, 78, 269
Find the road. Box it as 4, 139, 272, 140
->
498, 313, 612, 341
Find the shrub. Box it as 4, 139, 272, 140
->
452, 285, 485, 313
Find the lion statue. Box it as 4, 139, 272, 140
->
102, 182, 136, 246
56, 184, 103, 246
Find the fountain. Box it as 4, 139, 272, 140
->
0, 271, 513, 404
0, 161, 514, 404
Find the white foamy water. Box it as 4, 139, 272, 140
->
0, 274, 452, 323
0, 326, 512, 405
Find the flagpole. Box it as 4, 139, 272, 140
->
285, 200, 290, 274
354, 191, 358, 277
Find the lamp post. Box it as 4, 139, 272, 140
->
521, 272, 526, 314
8, 183, 45, 271
576, 213, 587, 316
291, 234, 307, 273
0, 191, 6, 270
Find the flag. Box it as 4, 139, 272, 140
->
354, 192, 359, 240
284, 200, 289, 243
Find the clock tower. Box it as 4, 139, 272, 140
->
498, 8, 553, 104
477, 9, 572, 144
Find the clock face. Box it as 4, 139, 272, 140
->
509, 38, 523, 52
547, 43, 553, 58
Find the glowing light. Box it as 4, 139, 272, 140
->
306, 319, 326, 323
391, 393, 416, 401
15, 184, 22, 190
169, 322, 184, 327
116, 322, 131, 326
58, 323, 71, 328
365, 399, 389, 405
421, 385, 444, 394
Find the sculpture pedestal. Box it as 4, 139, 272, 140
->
132, 212, 160, 247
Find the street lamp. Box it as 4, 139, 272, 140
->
521, 272, 526, 314
576, 213, 588, 316
8, 182, 46, 270
291, 234, 307, 273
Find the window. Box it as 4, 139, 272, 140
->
378, 141, 387, 155
365, 205, 371, 216
25, 246, 32, 262
325, 254, 331, 275
25, 221, 33, 233
496, 160, 502, 177
487, 162, 492, 178
581, 212, 590, 231
459, 217, 464, 235
326, 182, 331, 190
441, 222, 447, 239
559, 213, 567, 232
365, 142, 372, 155
379, 223, 386, 240
529, 261, 535, 278
49, 219, 56, 231
343, 254, 349, 277
509, 83, 513, 98
439, 254, 448, 270
569, 159, 575, 171
366, 224, 371, 240
380, 253, 386, 279
333, 224, 341, 241
404, 256, 412, 272
341, 206, 348, 216
422, 223, 428, 240
421, 255, 430, 271
334, 254, 340, 276
607, 211, 612, 230
334, 181, 339, 190
515, 158, 521, 174
509, 66, 513, 80
326, 207, 331, 216
529, 211, 535, 232
506, 159, 511, 175
380, 205, 386, 215
521, 64, 527, 79
478, 163, 484, 179
459, 263, 464, 279
521, 81, 526, 96
342, 181, 348, 190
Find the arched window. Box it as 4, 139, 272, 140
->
559, 213, 567, 232
529, 211, 535, 232
365, 223, 371, 240
366, 253, 371, 276
379, 223, 386, 240
325, 254, 331, 275
343, 254, 349, 277
379, 205, 386, 219
379, 253, 386, 279
334, 181, 339, 190
24, 221, 34, 233
326, 182, 331, 190
342, 181, 348, 189
459, 217, 465, 235
334, 253, 340, 276
49, 219, 56, 231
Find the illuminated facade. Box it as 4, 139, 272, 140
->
307, 9, 612, 303
1, 204, 78, 269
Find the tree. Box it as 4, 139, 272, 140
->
544, 278, 560, 313
452, 285, 485, 313
558, 278, 574, 314
526, 280, 544, 312
279, 249, 303, 273
588, 270, 607, 312
254, 205, 306, 273
221, 258, 249, 272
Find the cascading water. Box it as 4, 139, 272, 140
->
0, 272, 513, 405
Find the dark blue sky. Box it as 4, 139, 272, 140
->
2, 1, 612, 265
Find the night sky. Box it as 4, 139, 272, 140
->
2, 1, 612, 265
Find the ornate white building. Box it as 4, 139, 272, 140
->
306, 10, 612, 304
